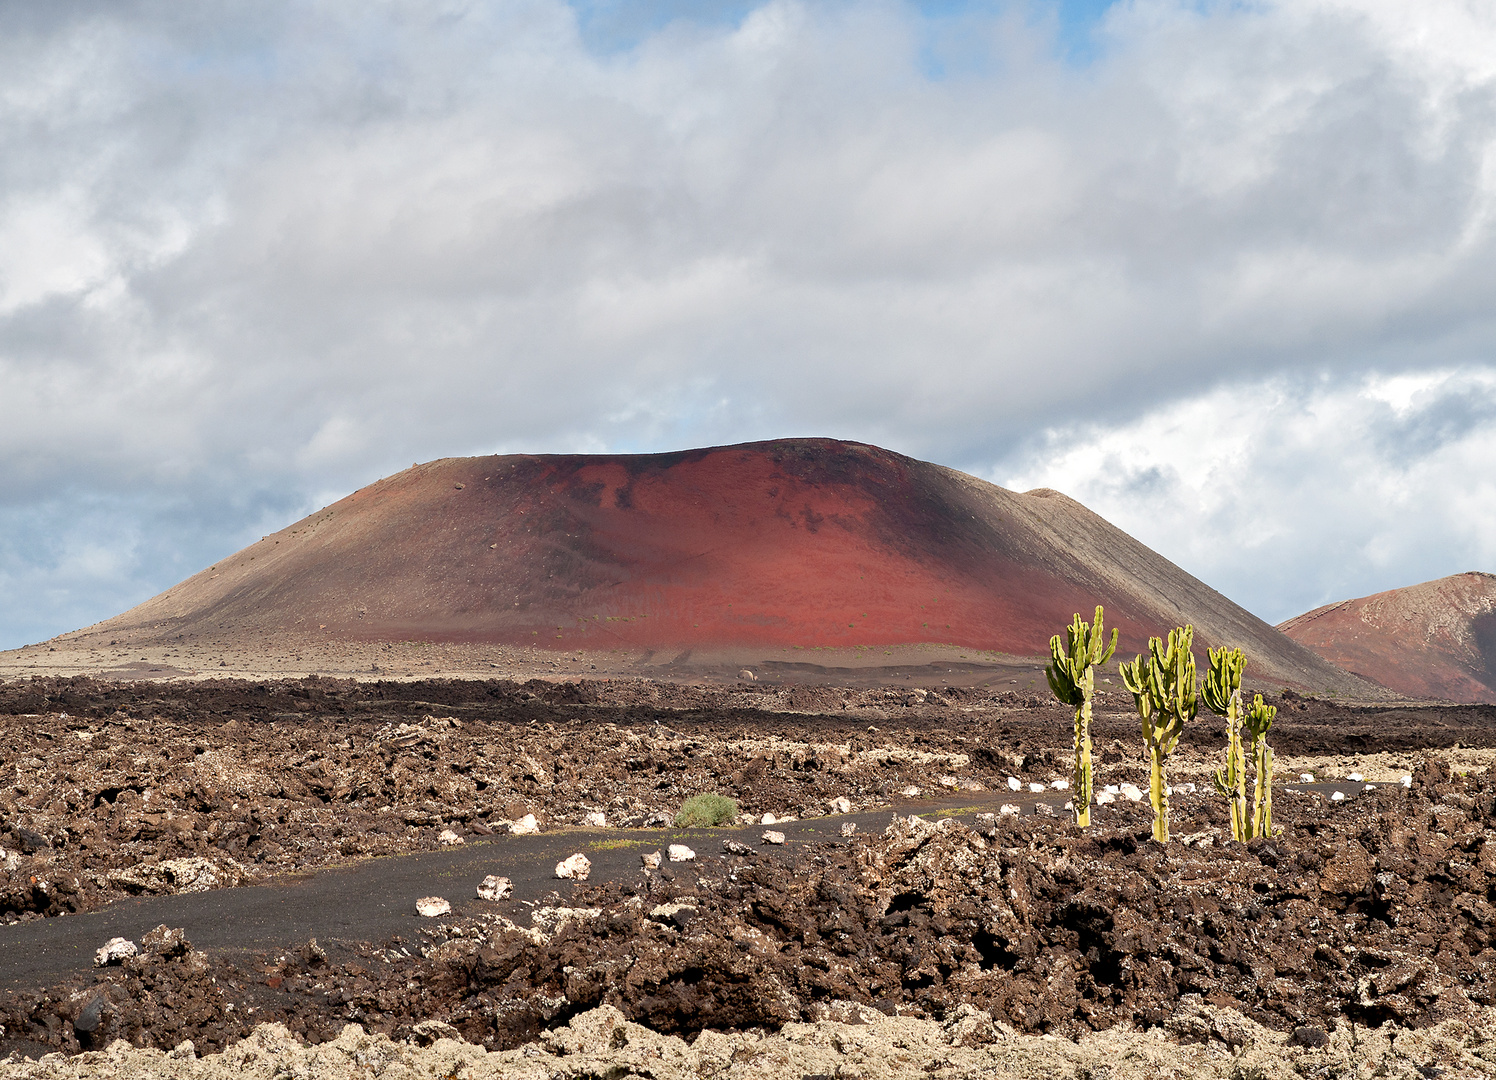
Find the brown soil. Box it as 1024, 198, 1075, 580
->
2, 677, 1494, 1062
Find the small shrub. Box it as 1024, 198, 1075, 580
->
674, 793, 739, 827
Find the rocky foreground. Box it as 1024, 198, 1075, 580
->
5, 1001, 1496, 1080
3, 676, 1496, 1076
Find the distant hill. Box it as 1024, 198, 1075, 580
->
78, 438, 1378, 694
1279, 572, 1496, 703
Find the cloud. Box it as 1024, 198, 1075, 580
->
1, 0, 1494, 644
995, 368, 1496, 624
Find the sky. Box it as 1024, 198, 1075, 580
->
2, 0, 1495, 649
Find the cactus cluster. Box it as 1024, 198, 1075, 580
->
1044, 606, 1118, 827
1039, 609, 1281, 844
1118, 625, 1198, 843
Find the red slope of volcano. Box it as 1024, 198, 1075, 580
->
90, 439, 1371, 693
1278, 572, 1496, 703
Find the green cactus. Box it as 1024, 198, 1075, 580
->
1203, 646, 1249, 841
1045, 606, 1118, 828
1245, 693, 1278, 838
1118, 624, 1198, 843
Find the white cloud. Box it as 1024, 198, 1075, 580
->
996, 367, 1496, 623
1, 0, 1496, 643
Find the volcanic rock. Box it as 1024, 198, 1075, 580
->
476, 875, 513, 901
94, 938, 137, 966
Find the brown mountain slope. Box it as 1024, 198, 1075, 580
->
1278, 572, 1496, 703
77, 438, 1375, 694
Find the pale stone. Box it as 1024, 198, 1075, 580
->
584, 811, 607, 827
510, 814, 540, 835
641, 850, 662, 870
416, 896, 451, 917
667, 844, 696, 862
829, 796, 851, 814
1007, 776, 1021, 791
840, 821, 858, 837
476, 875, 512, 901
94, 937, 137, 966
1119, 783, 1144, 802
998, 804, 1020, 816
438, 828, 464, 846
761, 830, 786, 845
555, 853, 591, 880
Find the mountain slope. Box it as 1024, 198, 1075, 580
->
1279, 572, 1496, 703
82, 438, 1377, 694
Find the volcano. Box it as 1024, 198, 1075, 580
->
1278, 572, 1496, 703
83, 439, 1373, 693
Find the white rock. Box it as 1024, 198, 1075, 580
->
998, 804, 1021, 816
1050, 779, 1069, 790
1365, 784, 1377, 792
761, 813, 778, 825
1007, 777, 1021, 791
509, 813, 540, 835
1347, 772, 1364, 782
667, 844, 696, 862
416, 896, 451, 917
1104, 785, 1120, 795
1178, 783, 1197, 795
1095, 792, 1117, 805
1300, 774, 1315, 784
1028, 782, 1046, 793
900, 786, 922, 798
1401, 774, 1413, 787
641, 850, 661, 870
829, 796, 851, 815
761, 830, 786, 845
1119, 783, 1144, 802
555, 853, 592, 880
476, 875, 512, 901
1063, 801, 1074, 811
1331, 791, 1346, 802
840, 821, 858, 837
939, 775, 959, 788
95, 937, 138, 966
437, 829, 464, 846
584, 811, 607, 827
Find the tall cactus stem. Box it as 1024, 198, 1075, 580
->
1119, 624, 1197, 845
1045, 606, 1116, 830
1074, 687, 1093, 828
1253, 741, 1273, 838
1149, 744, 1169, 844
1245, 693, 1278, 839
1204, 646, 1249, 841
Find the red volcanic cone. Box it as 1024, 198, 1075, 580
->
1279, 572, 1496, 703
89, 438, 1371, 693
